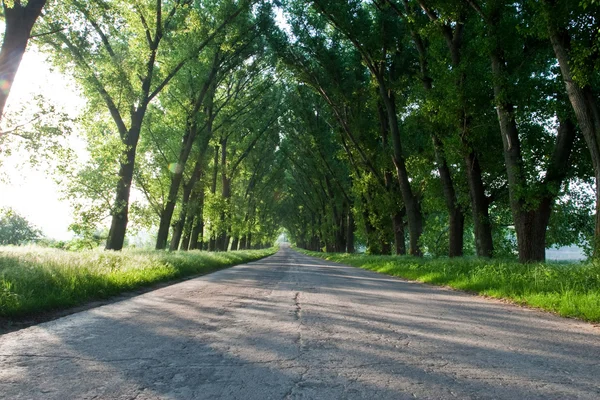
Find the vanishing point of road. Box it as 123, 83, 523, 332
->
1, 245, 599, 399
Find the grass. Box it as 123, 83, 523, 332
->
0, 246, 276, 318
297, 249, 600, 322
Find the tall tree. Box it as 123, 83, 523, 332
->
0, 0, 47, 121
40, 0, 247, 250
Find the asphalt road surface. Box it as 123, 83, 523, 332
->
1, 245, 599, 399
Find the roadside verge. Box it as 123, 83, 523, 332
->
295, 248, 600, 323
0, 247, 277, 332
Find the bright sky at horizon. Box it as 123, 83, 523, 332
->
0, 48, 83, 240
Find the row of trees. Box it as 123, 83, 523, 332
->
1, 0, 599, 262
2, 0, 286, 251
272, 0, 599, 262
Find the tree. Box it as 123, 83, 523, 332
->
0, 0, 47, 121
39, 0, 249, 250
539, 0, 600, 257
0, 207, 41, 245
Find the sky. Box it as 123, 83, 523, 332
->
0, 48, 83, 240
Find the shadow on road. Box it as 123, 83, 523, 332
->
1, 247, 599, 399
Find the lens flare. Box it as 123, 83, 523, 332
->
168, 163, 182, 174
0, 79, 10, 95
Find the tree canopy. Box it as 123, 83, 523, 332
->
2, 0, 599, 262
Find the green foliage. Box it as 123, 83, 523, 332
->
0, 94, 74, 172
0, 208, 41, 245
0, 246, 276, 318
300, 249, 600, 322
4, 0, 598, 263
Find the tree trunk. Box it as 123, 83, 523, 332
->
326, 242, 334, 252
189, 218, 203, 250
217, 138, 230, 251
432, 135, 464, 256
363, 208, 381, 255
231, 237, 239, 251
106, 116, 144, 250
222, 236, 230, 251
169, 182, 193, 251
346, 212, 355, 253
181, 216, 193, 251
336, 210, 346, 252
490, 49, 531, 261
181, 194, 202, 251
155, 124, 198, 250
392, 210, 406, 256
189, 189, 205, 250
377, 86, 423, 255
206, 144, 220, 252
548, 22, 600, 257
168, 136, 212, 252
486, 11, 576, 262
0, 0, 46, 121
380, 236, 391, 255
464, 151, 494, 257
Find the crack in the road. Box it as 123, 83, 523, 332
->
283, 290, 311, 399
293, 292, 301, 321
282, 366, 310, 400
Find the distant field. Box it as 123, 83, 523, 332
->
298, 249, 600, 322
0, 246, 276, 319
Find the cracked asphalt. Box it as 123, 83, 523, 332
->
1, 244, 600, 399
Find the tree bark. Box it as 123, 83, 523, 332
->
155, 124, 194, 250
206, 143, 220, 252
217, 137, 230, 251
106, 111, 145, 250
513, 119, 575, 261
377, 86, 423, 255
464, 151, 494, 257
181, 216, 193, 251
392, 210, 406, 256
0, 0, 47, 121
189, 189, 205, 250
432, 135, 464, 256
547, 19, 600, 257
363, 208, 381, 255
380, 235, 391, 255
336, 209, 347, 252
246, 232, 252, 250
169, 181, 193, 251
346, 211, 355, 253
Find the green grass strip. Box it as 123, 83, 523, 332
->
0, 246, 276, 318
297, 249, 600, 322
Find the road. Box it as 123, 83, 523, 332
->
1, 245, 599, 399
